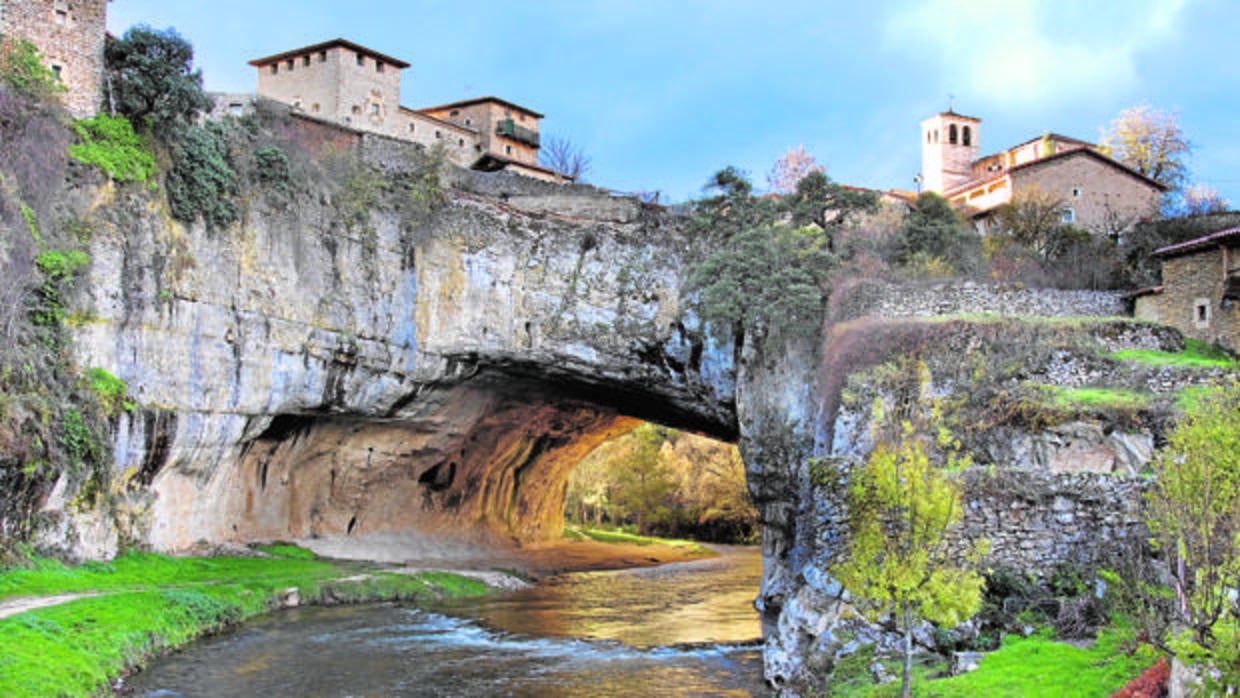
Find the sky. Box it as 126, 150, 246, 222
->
106, 0, 1240, 205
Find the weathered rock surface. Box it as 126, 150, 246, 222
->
27, 125, 1230, 695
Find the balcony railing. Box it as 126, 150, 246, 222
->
496, 119, 540, 148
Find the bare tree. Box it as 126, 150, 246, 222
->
766, 145, 824, 194
538, 135, 592, 182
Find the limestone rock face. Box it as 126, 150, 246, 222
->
69, 146, 738, 553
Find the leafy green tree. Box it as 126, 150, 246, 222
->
686, 168, 875, 348
831, 360, 985, 698
611, 424, 677, 535
896, 192, 981, 275
104, 25, 212, 137
0, 37, 65, 103
1146, 381, 1240, 694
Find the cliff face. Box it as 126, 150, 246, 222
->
29, 123, 1225, 694
66, 137, 738, 554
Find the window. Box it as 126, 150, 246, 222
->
229, 103, 244, 116
934, 129, 939, 144
505, 144, 513, 155
459, 138, 465, 147
51, 65, 62, 81
409, 123, 415, 132
54, 9, 68, 25
465, 118, 472, 126
319, 51, 327, 62
1061, 207, 1076, 223
435, 130, 442, 139
303, 55, 310, 67
376, 61, 384, 73
371, 103, 380, 115
311, 103, 320, 113
450, 110, 459, 117
356, 53, 365, 66
962, 125, 972, 146
1195, 298, 1211, 328
926, 131, 932, 144
949, 123, 958, 144
286, 59, 294, 71
270, 64, 278, 75
352, 105, 361, 115
1072, 187, 1081, 197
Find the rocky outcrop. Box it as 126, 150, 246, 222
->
64, 134, 737, 555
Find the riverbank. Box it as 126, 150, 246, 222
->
0, 546, 501, 697
0, 531, 715, 696
296, 527, 714, 579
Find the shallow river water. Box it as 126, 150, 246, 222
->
127, 545, 770, 697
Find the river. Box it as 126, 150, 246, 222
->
127, 545, 770, 697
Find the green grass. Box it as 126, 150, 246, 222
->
564, 525, 714, 555
1112, 338, 1239, 370
251, 541, 317, 559
1044, 386, 1150, 411
830, 627, 1161, 697
0, 551, 496, 697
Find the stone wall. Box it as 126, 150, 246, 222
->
0, 0, 106, 116
955, 469, 1146, 577
827, 278, 1125, 324
1157, 246, 1240, 353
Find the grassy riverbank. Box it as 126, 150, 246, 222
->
562, 524, 715, 555
0, 546, 495, 697
826, 625, 1160, 697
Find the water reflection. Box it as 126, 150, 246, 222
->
128, 546, 769, 697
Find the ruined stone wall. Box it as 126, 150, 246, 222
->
0, 0, 106, 116
954, 469, 1146, 577
827, 278, 1125, 324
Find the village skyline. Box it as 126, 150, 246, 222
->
105, 0, 1240, 205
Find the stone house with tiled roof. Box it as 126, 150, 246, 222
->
920, 111, 1165, 237
248, 38, 567, 183
0, 0, 108, 117
1129, 227, 1240, 353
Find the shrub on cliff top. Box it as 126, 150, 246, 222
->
166, 122, 238, 230
104, 25, 212, 138
69, 114, 157, 184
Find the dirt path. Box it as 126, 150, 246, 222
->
298, 531, 709, 579
0, 591, 99, 620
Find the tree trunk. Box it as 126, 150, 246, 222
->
902, 605, 913, 698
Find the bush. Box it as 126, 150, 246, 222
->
69, 114, 157, 183
166, 122, 238, 229
253, 145, 290, 188
83, 368, 133, 416
0, 38, 64, 103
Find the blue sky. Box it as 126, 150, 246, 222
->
108, 0, 1239, 205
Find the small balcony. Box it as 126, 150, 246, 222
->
496, 119, 540, 148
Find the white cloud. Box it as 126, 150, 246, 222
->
883, 0, 1191, 105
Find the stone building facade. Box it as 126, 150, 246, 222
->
250, 38, 566, 182
1132, 227, 1240, 352
920, 110, 1165, 236
0, 0, 107, 116
418, 97, 545, 177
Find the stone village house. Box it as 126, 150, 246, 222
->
0, 0, 108, 117
1128, 227, 1240, 353
918, 110, 1166, 236
247, 38, 567, 183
